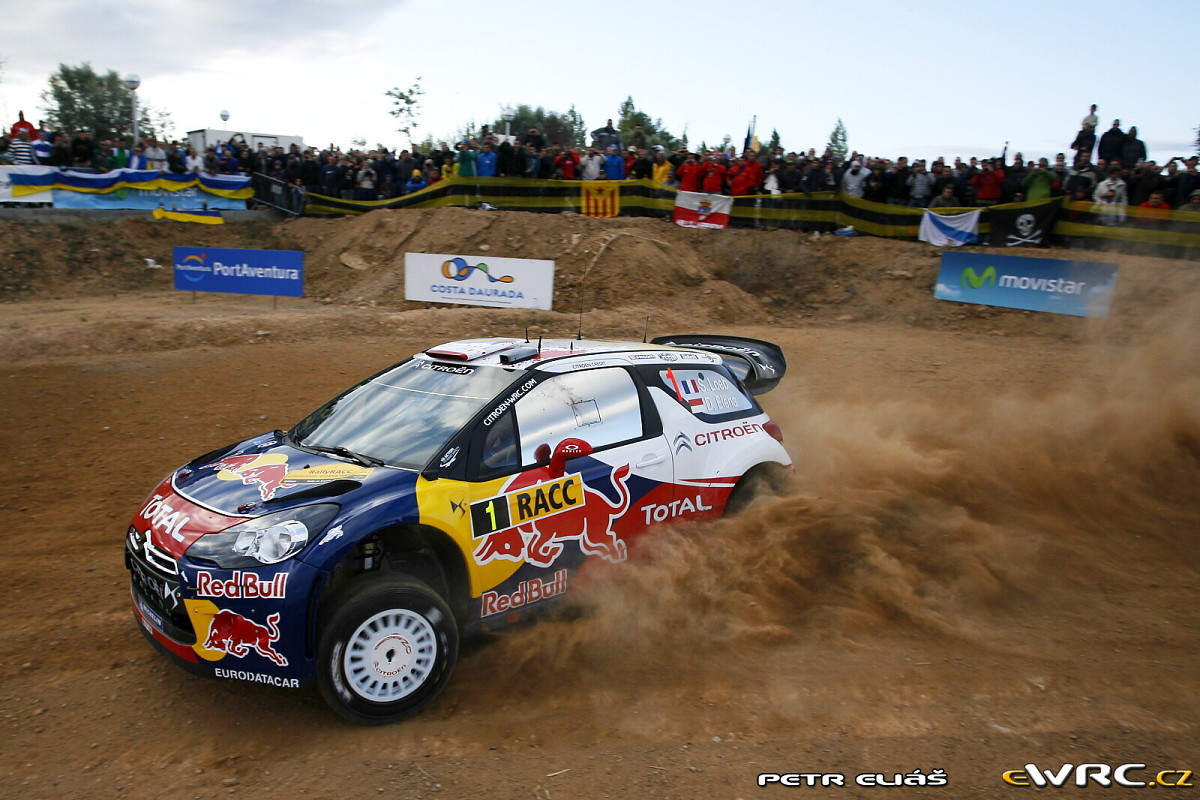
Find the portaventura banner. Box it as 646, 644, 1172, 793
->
934, 251, 1118, 318
173, 246, 304, 297
405, 253, 555, 310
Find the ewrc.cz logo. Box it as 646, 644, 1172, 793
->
1002, 764, 1193, 788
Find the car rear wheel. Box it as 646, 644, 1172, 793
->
317, 576, 458, 724
725, 462, 788, 516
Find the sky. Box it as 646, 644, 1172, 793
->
2, 0, 1197, 166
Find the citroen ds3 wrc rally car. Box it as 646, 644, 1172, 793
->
125, 334, 790, 723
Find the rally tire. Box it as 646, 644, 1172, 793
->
317, 576, 458, 725
725, 462, 788, 516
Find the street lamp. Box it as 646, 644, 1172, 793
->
220, 109, 230, 126
122, 74, 141, 146
501, 105, 515, 138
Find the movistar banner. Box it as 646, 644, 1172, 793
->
935, 251, 1118, 317
174, 246, 304, 297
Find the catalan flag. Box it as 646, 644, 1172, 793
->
581, 181, 619, 218
152, 207, 225, 225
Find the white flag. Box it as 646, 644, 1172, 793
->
919, 208, 980, 246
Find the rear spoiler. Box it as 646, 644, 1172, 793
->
650, 335, 787, 395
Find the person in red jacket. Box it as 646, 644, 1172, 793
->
970, 159, 1006, 206
744, 152, 764, 192
727, 156, 757, 195
676, 153, 703, 192
553, 148, 579, 180
700, 152, 727, 194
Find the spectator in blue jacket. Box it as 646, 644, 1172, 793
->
602, 145, 625, 179
476, 142, 498, 177
404, 168, 428, 194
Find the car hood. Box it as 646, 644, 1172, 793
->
173, 432, 389, 516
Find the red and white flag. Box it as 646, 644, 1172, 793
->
673, 190, 732, 229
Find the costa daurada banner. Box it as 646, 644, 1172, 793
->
934, 251, 1118, 318
405, 253, 555, 310
173, 246, 305, 297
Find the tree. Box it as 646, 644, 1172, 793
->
489, 104, 587, 147
1194, 124, 1199, 157
825, 118, 848, 161
41, 62, 157, 141
385, 77, 424, 143
615, 96, 681, 150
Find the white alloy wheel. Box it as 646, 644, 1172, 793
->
343, 609, 437, 702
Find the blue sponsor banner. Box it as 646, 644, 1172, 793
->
51, 188, 246, 210
174, 246, 304, 297
934, 251, 1118, 318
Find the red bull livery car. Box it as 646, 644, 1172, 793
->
126, 334, 790, 723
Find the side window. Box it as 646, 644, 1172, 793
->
655, 366, 757, 420
480, 409, 518, 472
514, 368, 643, 466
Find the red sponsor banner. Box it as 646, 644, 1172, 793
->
673, 190, 732, 229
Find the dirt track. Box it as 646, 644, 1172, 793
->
0, 211, 1197, 798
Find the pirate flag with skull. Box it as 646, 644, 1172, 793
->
987, 201, 1060, 247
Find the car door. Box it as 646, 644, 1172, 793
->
467, 366, 673, 578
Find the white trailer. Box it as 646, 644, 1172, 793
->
186, 128, 306, 154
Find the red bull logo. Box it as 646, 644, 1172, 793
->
203, 610, 288, 666
481, 569, 569, 616
213, 454, 290, 501
471, 462, 632, 568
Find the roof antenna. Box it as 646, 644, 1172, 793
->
524, 326, 530, 343
642, 316, 651, 343
576, 270, 588, 341
537, 334, 543, 354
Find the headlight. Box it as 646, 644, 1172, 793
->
187, 504, 339, 568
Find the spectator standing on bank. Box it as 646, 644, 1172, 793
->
455, 142, 477, 178
554, 148, 580, 179
404, 168, 427, 194
6, 128, 38, 164
651, 149, 671, 184
1097, 120, 1125, 164
1081, 104, 1099, 130
676, 153, 702, 191
971, 160, 1006, 206
841, 160, 870, 197
476, 142, 498, 177
602, 145, 625, 179
578, 147, 603, 181
886, 157, 911, 205
906, 162, 936, 206
699, 152, 727, 193
1071, 123, 1096, 162
929, 185, 962, 208
628, 125, 648, 151
591, 119, 621, 151
1093, 168, 1128, 204
521, 127, 546, 151
1127, 160, 1162, 206
1173, 157, 1199, 208
1021, 161, 1057, 201
1121, 126, 1147, 169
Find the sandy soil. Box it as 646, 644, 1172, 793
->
0, 210, 1197, 799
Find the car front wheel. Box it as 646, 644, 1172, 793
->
317, 576, 458, 724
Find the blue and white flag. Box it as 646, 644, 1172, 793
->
919, 208, 980, 246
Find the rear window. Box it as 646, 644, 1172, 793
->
650, 366, 759, 422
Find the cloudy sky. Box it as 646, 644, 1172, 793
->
3, 0, 1196, 164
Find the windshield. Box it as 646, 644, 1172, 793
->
291, 359, 521, 470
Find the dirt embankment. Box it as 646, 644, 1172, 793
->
3, 208, 1197, 364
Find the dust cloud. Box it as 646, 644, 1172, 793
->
450, 299, 1200, 718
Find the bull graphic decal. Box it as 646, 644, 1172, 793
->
473, 462, 632, 569
212, 454, 290, 501
203, 610, 288, 666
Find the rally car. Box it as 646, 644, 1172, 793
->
125, 334, 791, 723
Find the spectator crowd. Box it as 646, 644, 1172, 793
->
3, 105, 1199, 212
